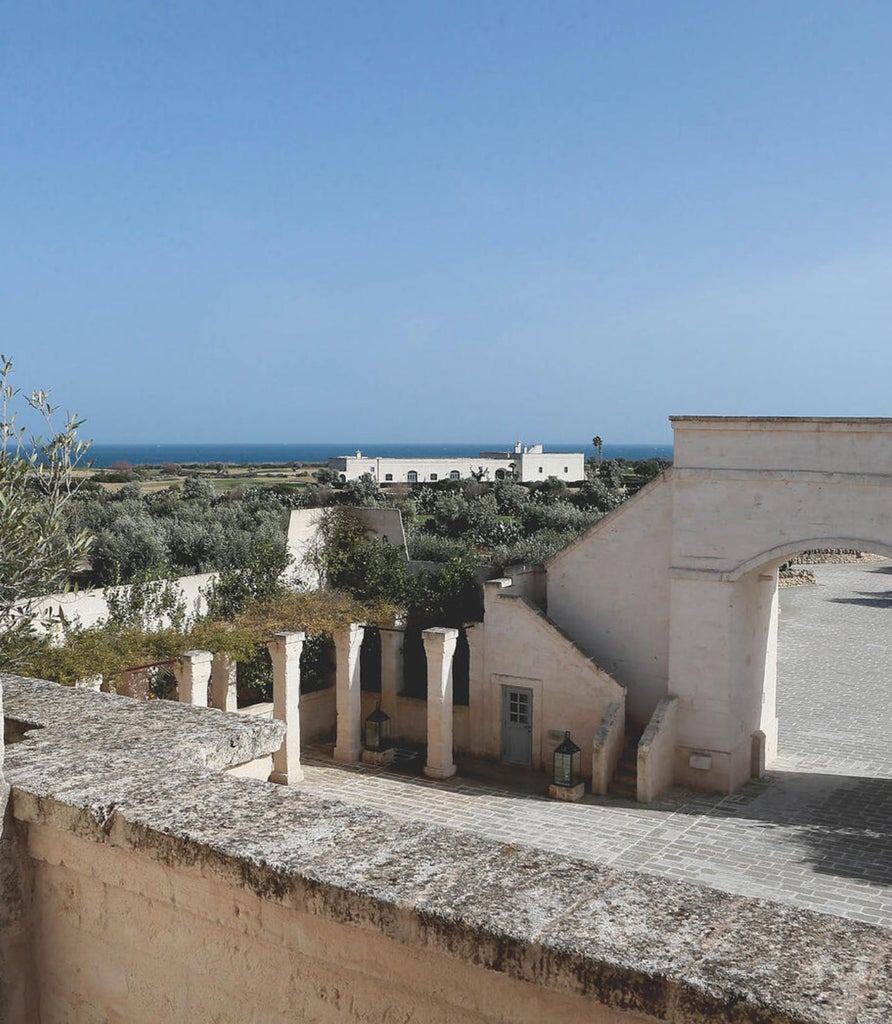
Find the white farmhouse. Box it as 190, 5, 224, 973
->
327, 442, 585, 484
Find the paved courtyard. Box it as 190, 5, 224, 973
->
298, 561, 892, 928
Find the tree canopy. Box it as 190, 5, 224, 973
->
0, 356, 93, 667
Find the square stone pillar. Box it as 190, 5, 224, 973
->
174, 651, 213, 707
465, 623, 485, 756
268, 631, 305, 786
423, 627, 458, 780
333, 624, 365, 763
379, 620, 405, 737
211, 653, 238, 713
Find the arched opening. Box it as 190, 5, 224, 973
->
494, 469, 506, 480
407, 470, 418, 483
733, 542, 892, 786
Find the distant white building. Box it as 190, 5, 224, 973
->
327, 443, 586, 484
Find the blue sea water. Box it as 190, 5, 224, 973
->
86, 441, 673, 468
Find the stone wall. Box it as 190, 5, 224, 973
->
29, 572, 217, 634
636, 696, 678, 803
2, 673, 886, 1024
287, 507, 409, 589
547, 478, 672, 726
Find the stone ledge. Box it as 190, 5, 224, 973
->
3, 674, 889, 1024
670, 416, 892, 429
1, 672, 284, 773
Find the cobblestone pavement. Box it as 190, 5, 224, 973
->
297, 561, 892, 929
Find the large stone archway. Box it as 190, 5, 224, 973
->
547, 417, 892, 794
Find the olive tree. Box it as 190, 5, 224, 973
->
0, 356, 93, 666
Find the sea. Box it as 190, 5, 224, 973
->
86, 442, 673, 468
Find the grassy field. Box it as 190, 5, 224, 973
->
76, 463, 325, 494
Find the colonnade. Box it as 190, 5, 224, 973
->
165, 622, 469, 788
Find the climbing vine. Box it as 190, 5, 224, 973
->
21, 585, 399, 688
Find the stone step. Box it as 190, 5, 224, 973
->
608, 778, 638, 799
608, 732, 640, 799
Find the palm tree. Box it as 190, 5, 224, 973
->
592, 436, 603, 467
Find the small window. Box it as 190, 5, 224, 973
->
385, 473, 393, 481
449, 470, 460, 480
430, 473, 438, 481
495, 469, 506, 480
564, 466, 568, 473
407, 470, 418, 483
538, 467, 543, 474
340, 474, 347, 482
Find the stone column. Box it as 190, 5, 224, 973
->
333, 623, 365, 763
268, 631, 305, 785
211, 653, 238, 713
175, 650, 213, 707
379, 619, 405, 737
465, 623, 485, 756
423, 627, 458, 779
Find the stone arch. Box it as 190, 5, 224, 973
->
545, 416, 892, 795
665, 418, 892, 793
726, 537, 892, 581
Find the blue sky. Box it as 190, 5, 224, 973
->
3, 2, 891, 443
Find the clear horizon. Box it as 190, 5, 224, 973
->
7, 2, 892, 443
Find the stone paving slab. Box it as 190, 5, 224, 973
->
297, 561, 892, 930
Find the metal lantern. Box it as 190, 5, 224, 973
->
553, 731, 581, 788
364, 701, 392, 752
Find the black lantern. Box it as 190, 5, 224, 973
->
364, 702, 392, 752
553, 731, 581, 788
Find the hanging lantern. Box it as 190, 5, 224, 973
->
553, 731, 581, 789
364, 701, 392, 752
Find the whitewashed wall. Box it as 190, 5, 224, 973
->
30, 573, 217, 633
547, 478, 673, 726
478, 579, 624, 777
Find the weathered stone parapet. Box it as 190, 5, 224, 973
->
0, 676, 25, 1022
210, 653, 238, 713
423, 627, 458, 780
175, 650, 213, 707
267, 631, 305, 786
0, 672, 886, 1024
333, 623, 364, 763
